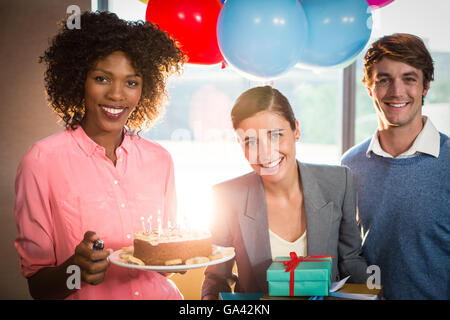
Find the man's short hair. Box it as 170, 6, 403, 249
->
363, 33, 434, 89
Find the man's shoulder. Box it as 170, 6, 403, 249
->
437, 131, 450, 162
438, 131, 449, 149
341, 137, 372, 165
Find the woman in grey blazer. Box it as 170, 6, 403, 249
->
202, 86, 368, 299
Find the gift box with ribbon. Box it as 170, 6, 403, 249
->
266, 252, 334, 297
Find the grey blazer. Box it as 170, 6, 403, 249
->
201, 161, 368, 298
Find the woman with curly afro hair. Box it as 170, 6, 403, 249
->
14, 11, 185, 300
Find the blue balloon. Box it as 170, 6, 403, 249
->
298, 0, 372, 69
217, 0, 308, 80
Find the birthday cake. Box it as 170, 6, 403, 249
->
132, 229, 213, 266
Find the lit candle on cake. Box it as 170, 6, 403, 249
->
147, 216, 152, 234
157, 210, 162, 235
140, 216, 146, 234
168, 220, 172, 236
183, 215, 190, 232
178, 215, 184, 232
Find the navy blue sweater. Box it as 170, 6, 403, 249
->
342, 133, 450, 299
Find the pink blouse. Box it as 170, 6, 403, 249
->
14, 126, 183, 299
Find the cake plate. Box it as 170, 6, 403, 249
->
108, 245, 235, 272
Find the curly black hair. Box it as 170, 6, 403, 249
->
39, 11, 185, 132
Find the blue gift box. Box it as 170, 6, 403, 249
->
266, 255, 333, 296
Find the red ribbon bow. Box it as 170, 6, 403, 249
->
276, 252, 335, 296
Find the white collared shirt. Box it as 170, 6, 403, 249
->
366, 116, 441, 159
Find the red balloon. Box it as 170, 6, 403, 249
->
146, 0, 224, 65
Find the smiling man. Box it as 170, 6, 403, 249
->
341, 33, 450, 299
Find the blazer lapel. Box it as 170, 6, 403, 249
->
298, 161, 332, 255
238, 173, 272, 292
